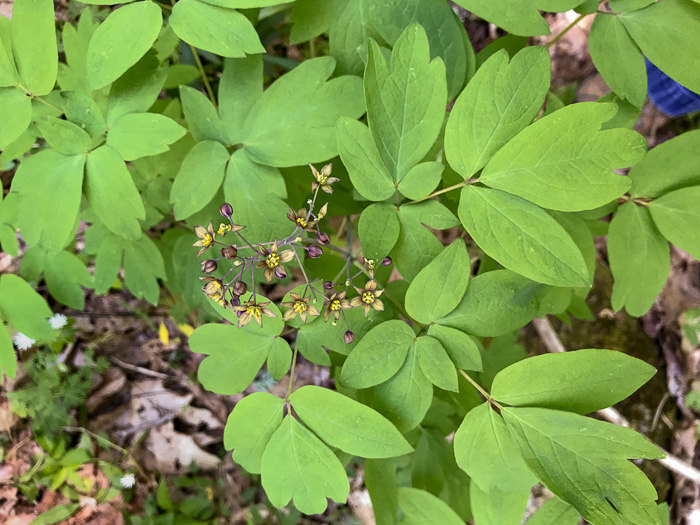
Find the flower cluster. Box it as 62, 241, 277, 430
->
193, 164, 392, 342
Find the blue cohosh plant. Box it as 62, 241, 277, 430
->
1, 0, 700, 523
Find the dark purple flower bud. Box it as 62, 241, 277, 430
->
201, 259, 218, 274
232, 281, 248, 296
382, 256, 393, 266
323, 281, 334, 290
230, 297, 241, 308
220, 203, 233, 219
317, 232, 330, 245
221, 245, 238, 259
308, 245, 324, 258
275, 266, 287, 279
344, 330, 355, 344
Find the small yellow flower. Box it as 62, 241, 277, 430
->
193, 221, 216, 256
287, 207, 317, 232
232, 299, 277, 328
281, 292, 320, 324
350, 280, 384, 316
255, 240, 294, 282
310, 163, 340, 194
217, 223, 232, 236
323, 290, 351, 322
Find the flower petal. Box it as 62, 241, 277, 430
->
238, 312, 252, 328
283, 309, 297, 321
372, 299, 384, 311
307, 305, 320, 317
349, 297, 363, 308
279, 250, 295, 263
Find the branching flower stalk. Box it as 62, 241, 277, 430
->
193, 164, 392, 342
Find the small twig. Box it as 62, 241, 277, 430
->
546, 13, 587, 49
533, 316, 700, 484
110, 356, 170, 379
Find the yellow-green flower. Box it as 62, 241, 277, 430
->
323, 290, 350, 322
310, 163, 340, 194
256, 240, 294, 282
232, 299, 277, 328
193, 221, 216, 256
217, 223, 232, 236
281, 292, 320, 324
350, 280, 384, 316
363, 257, 376, 278
287, 207, 317, 232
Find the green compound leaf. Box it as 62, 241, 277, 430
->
171, 140, 230, 220
630, 130, 700, 198
392, 200, 459, 281
224, 392, 284, 474
219, 56, 262, 144
12, 149, 85, 254
358, 203, 400, 262
427, 324, 482, 371
11, 0, 57, 96
458, 186, 590, 287
107, 113, 186, 161
491, 349, 656, 414
438, 269, 549, 337
0, 22, 15, 87
189, 323, 282, 395
243, 57, 364, 167
649, 185, 700, 260
620, 0, 700, 93
290, 385, 413, 458
87, 2, 163, 90
480, 103, 646, 212
339, 320, 416, 390
397, 161, 443, 200
398, 487, 464, 525
180, 85, 229, 145
36, 117, 92, 155
170, 0, 264, 58
373, 344, 432, 433
261, 416, 350, 515
470, 484, 530, 525
290, 0, 334, 44
608, 203, 669, 316
122, 233, 166, 305
588, 14, 646, 108
454, 402, 536, 492
364, 24, 446, 182
503, 407, 663, 525
414, 336, 457, 392
0, 325, 16, 379
336, 116, 395, 201
0, 87, 32, 149
0, 274, 54, 341
445, 47, 550, 179
525, 497, 579, 525
42, 249, 93, 310
405, 240, 470, 324
85, 146, 145, 241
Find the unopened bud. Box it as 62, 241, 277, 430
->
232, 281, 248, 296
317, 232, 330, 245
317, 202, 328, 219
323, 281, 334, 290
220, 203, 233, 219
382, 256, 393, 266
220, 245, 238, 260
275, 266, 287, 279
230, 297, 241, 308
201, 259, 218, 274
308, 245, 323, 258
344, 330, 355, 344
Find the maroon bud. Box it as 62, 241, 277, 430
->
323, 281, 334, 290
317, 232, 330, 245
221, 245, 238, 260
232, 281, 247, 296
344, 330, 355, 344
201, 259, 218, 274
275, 266, 287, 279
308, 245, 323, 258
230, 297, 241, 308
381, 256, 393, 266
220, 203, 233, 219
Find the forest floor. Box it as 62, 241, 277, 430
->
2, 3, 700, 525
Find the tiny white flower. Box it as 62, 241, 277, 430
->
48, 313, 68, 330
120, 473, 136, 488
12, 333, 35, 350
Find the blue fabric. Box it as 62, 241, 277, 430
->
646, 58, 700, 117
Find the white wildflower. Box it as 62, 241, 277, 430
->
48, 313, 68, 330
120, 473, 136, 488
12, 333, 35, 350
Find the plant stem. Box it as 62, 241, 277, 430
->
16, 83, 62, 112
189, 44, 217, 109
459, 369, 491, 400
293, 246, 318, 300
286, 346, 299, 402
406, 180, 469, 205
546, 13, 587, 49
